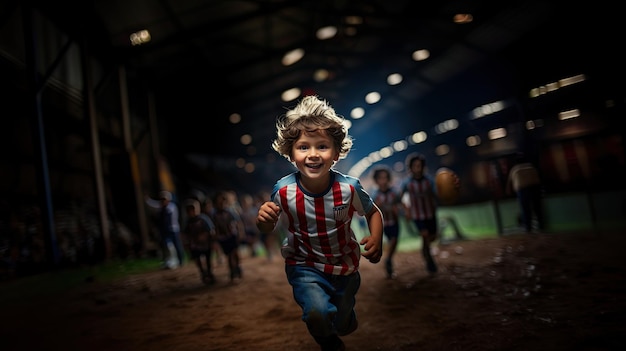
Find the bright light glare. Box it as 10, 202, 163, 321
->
410, 131, 427, 144
314, 69, 330, 82
488, 128, 507, 140
229, 113, 241, 124
558, 109, 580, 120
240, 134, 252, 145
412, 49, 430, 61
365, 92, 381, 104
130, 29, 151, 46
435, 119, 459, 134
387, 73, 403, 85
350, 107, 365, 119
282, 88, 301, 102
345, 16, 363, 25
316, 26, 337, 40
526, 119, 544, 130
466, 135, 481, 147
471, 100, 505, 119
379, 146, 393, 158
282, 48, 305, 66
393, 140, 408, 151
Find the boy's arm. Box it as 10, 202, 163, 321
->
256, 201, 282, 233
360, 204, 384, 264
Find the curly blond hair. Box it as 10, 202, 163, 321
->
271, 95, 353, 160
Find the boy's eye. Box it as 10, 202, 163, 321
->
297, 145, 308, 151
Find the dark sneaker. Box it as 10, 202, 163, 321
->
318, 335, 345, 351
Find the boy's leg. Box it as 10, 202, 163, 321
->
285, 266, 359, 350
422, 234, 437, 274
286, 265, 344, 347
416, 220, 438, 274
332, 272, 361, 336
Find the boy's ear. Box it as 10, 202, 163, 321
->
333, 151, 340, 161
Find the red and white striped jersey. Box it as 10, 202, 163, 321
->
370, 187, 401, 227
400, 175, 437, 220
271, 170, 374, 275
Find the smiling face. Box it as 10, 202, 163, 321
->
291, 129, 340, 193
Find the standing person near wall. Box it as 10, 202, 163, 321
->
145, 190, 185, 269
370, 166, 402, 279
256, 95, 383, 351
399, 153, 459, 276
506, 153, 545, 233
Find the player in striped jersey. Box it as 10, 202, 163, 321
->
399, 153, 459, 275
370, 166, 402, 279
257, 96, 383, 351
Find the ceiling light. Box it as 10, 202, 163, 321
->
387, 73, 403, 85
282, 48, 305, 66
316, 26, 337, 40
558, 109, 580, 120
129, 29, 151, 46
229, 113, 241, 124
392, 140, 408, 152
345, 16, 363, 25
560, 74, 586, 87
313, 69, 330, 82
379, 146, 393, 158
435, 119, 459, 134
281, 88, 301, 102
466, 135, 481, 147
525, 119, 544, 130
365, 92, 381, 104
350, 107, 365, 119
410, 131, 427, 144
412, 49, 430, 61
471, 101, 505, 119
240, 134, 252, 145
487, 128, 507, 140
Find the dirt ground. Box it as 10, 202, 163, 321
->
3, 229, 626, 351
